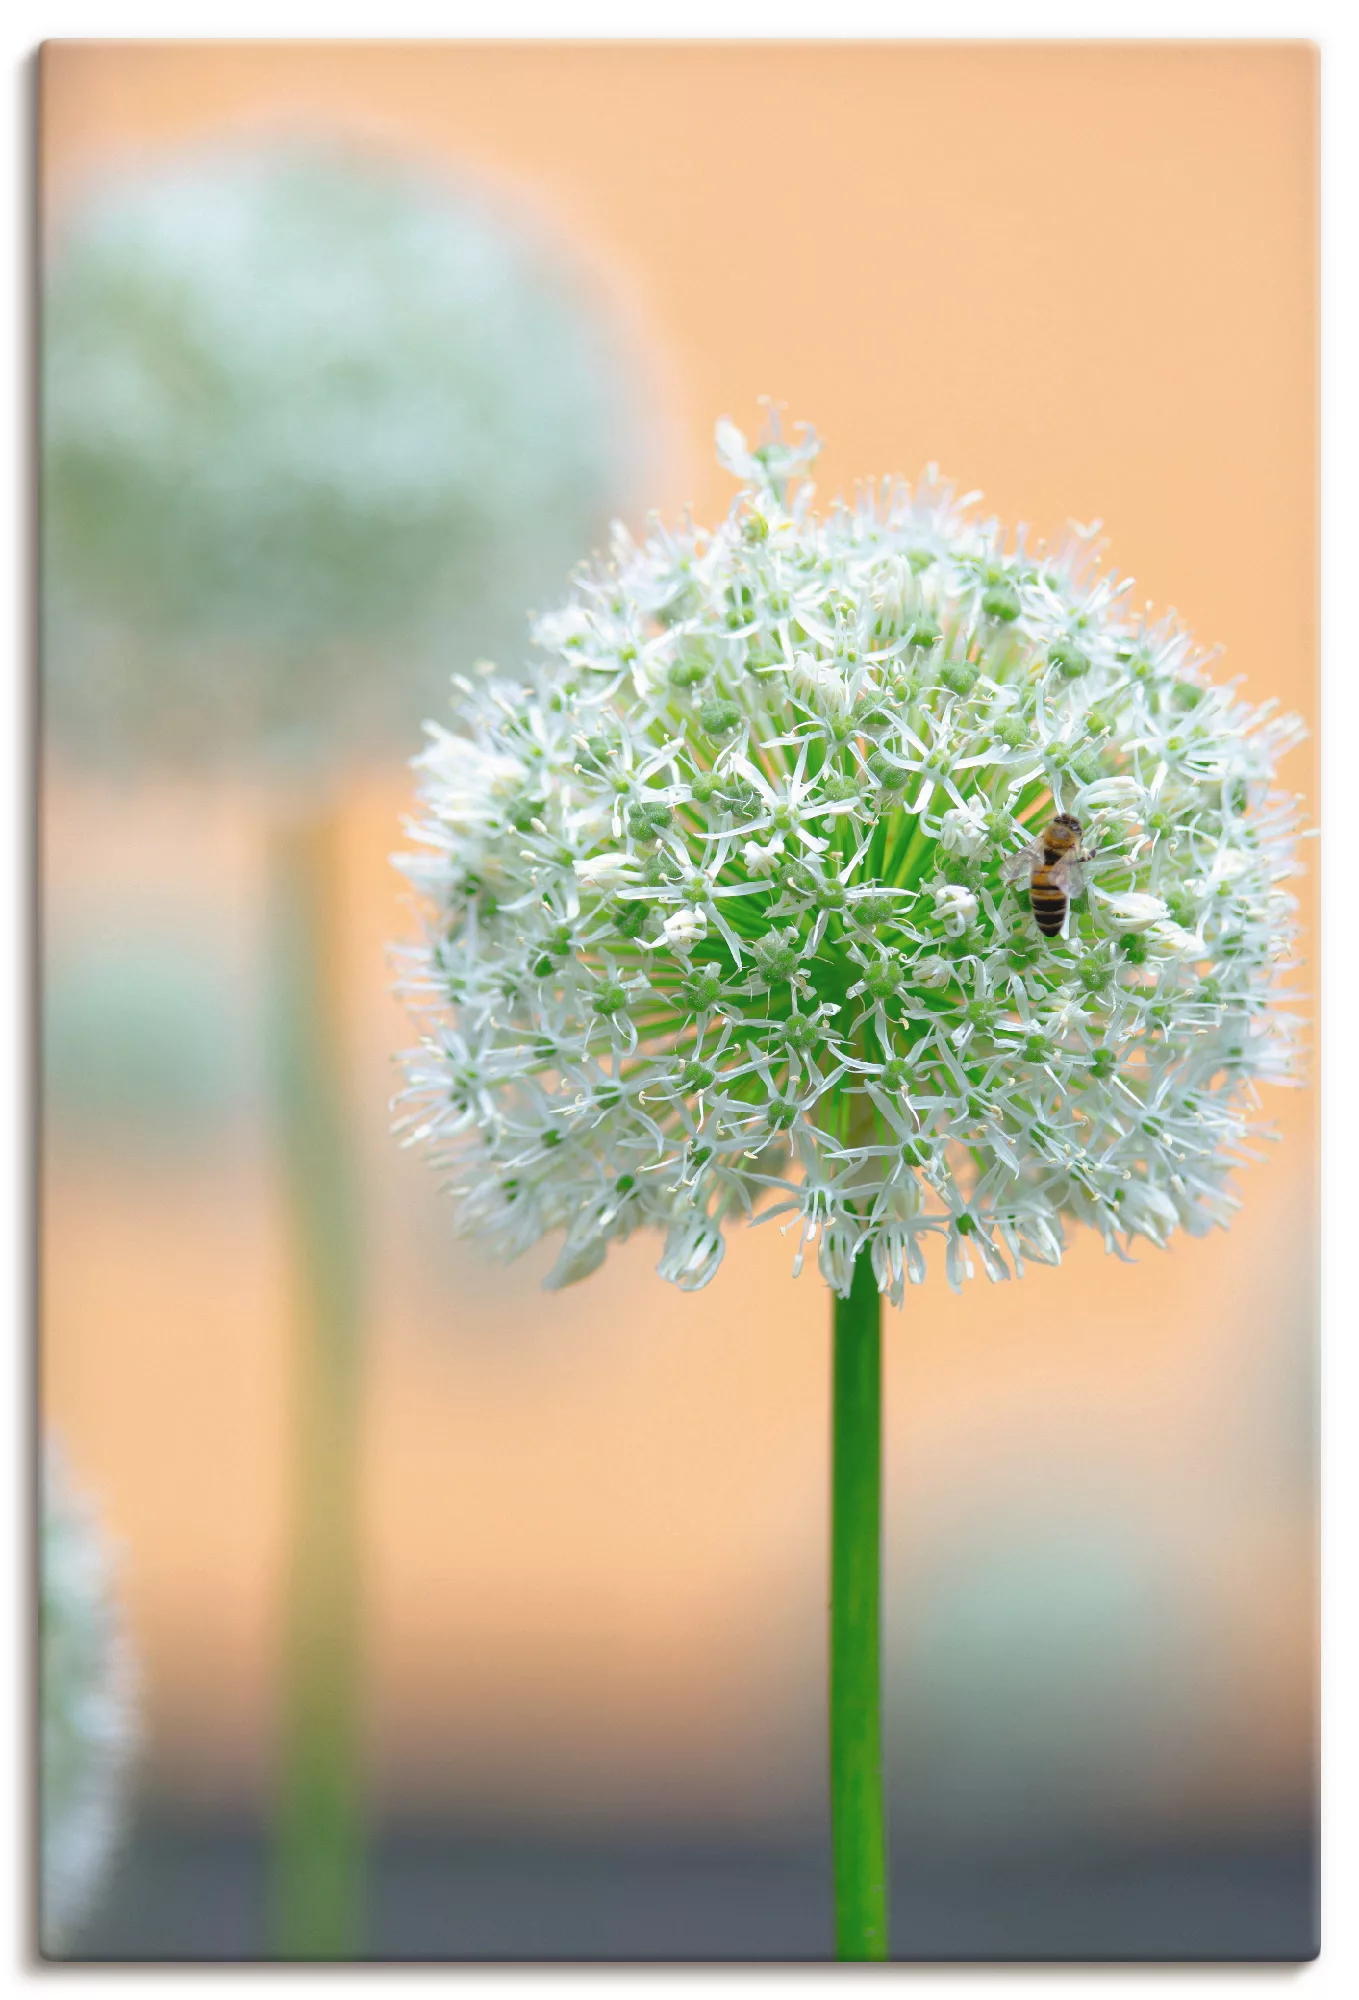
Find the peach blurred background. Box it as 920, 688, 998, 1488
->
40, 34, 1317, 1885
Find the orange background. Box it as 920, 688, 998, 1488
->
41, 41, 1317, 1834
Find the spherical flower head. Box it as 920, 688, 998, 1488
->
43, 141, 644, 766
394, 410, 1306, 1303
41, 1442, 139, 1956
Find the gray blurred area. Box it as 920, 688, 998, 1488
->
69, 1812, 1317, 1962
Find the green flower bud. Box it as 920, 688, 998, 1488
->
981, 582, 1021, 622
939, 659, 980, 697
698, 697, 742, 737
1049, 642, 1090, 679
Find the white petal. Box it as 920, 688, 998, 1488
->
543, 1235, 608, 1290
714, 417, 758, 480
574, 852, 638, 886
1095, 890, 1170, 932
939, 799, 989, 858
742, 835, 785, 875
1150, 921, 1206, 958
662, 907, 709, 946
1077, 776, 1143, 809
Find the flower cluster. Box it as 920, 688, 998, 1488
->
43, 142, 642, 764
41, 1443, 139, 1955
394, 412, 1305, 1301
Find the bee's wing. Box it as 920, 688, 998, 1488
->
1051, 854, 1087, 896
1001, 839, 1042, 885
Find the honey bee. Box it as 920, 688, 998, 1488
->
1003, 813, 1094, 939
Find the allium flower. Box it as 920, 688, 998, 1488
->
395, 411, 1305, 1304
41, 1443, 139, 1956
42, 142, 643, 764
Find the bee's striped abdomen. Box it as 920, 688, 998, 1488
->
1030, 861, 1068, 938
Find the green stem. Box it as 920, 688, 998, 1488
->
267, 801, 366, 1961
830, 1250, 888, 1961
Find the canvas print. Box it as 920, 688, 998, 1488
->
38, 39, 1318, 1964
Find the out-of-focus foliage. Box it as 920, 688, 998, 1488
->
43, 142, 645, 766
41, 1442, 139, 1956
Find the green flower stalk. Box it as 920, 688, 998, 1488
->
394, 409, 1305, 1957
41, 1442, 139, 1957
42, 141, 642, 1960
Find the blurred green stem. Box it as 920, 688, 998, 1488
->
267, 800, 365, 1961
830, 1251, 888, 1961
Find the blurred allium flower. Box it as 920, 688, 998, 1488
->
394, 412, 1305, 1303
42, 142, 643, 763
41, 1443, 139, 1956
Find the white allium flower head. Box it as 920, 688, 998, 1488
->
42, 141, 643, 765
41, 1442, 139, 1956
394, 409, 1306, 1303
